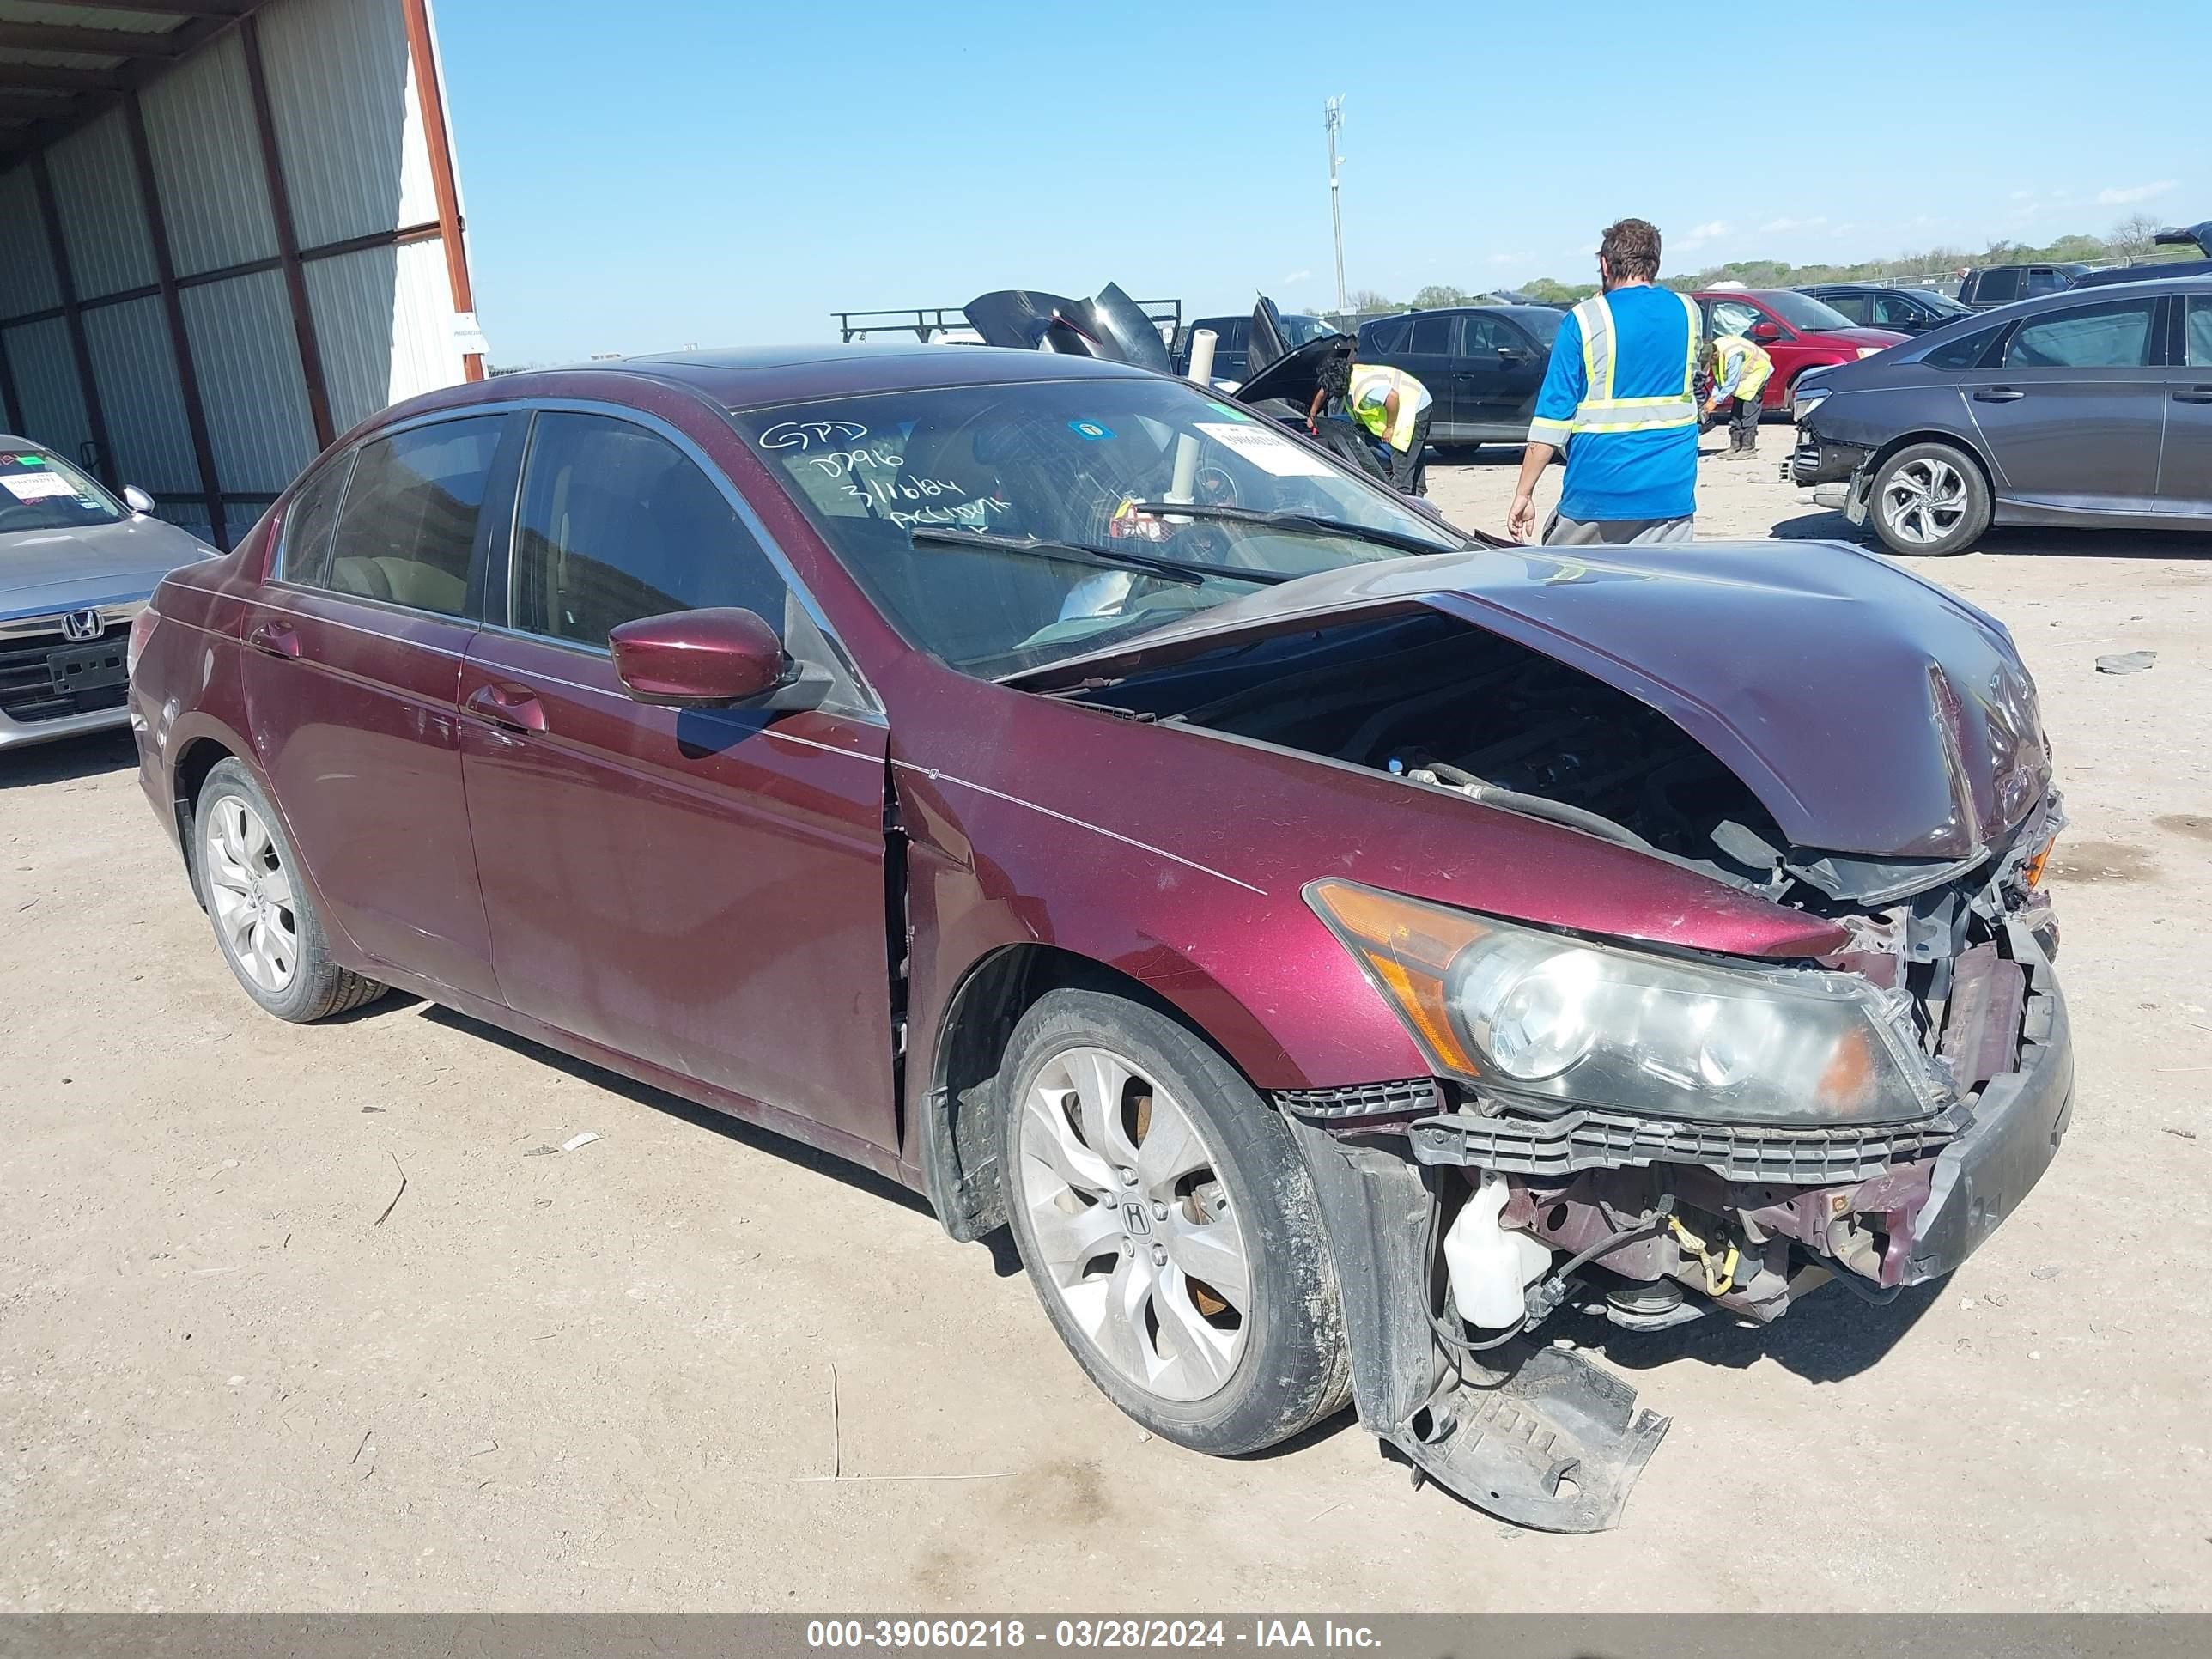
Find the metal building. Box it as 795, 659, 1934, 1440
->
0, 0, 483, 549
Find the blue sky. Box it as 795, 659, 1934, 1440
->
437, 0, 2203, 364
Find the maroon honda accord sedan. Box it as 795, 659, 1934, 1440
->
128, 345, 2071, 1529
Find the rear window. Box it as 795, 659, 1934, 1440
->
1972, 269, 2024, 304
1923, 324, 2004, 369
2190, 296, 2212, 368
0, 447, 125, 535
1408, 313, 1452, 353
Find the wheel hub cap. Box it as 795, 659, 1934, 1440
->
1016, 1046, 1253, 1402
203, 797, 299, 994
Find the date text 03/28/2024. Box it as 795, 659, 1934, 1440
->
805, 1620, 1382, 1650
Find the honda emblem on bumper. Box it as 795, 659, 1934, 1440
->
59, 610, 104, 642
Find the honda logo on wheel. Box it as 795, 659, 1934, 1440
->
59, 610, 104, 642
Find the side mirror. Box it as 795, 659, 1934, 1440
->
123, 484, 155, 515
1747, 320, 1784, 344
609, 607, 827, 712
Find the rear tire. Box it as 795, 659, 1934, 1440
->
1868, 441, 1990, 556
192, 759, 387, 1023
998, 989, 1350, 1456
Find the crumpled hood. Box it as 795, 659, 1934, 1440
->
1011, 538, 2050, 862
1, 515, 216, 619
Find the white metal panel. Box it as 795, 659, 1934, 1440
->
0, 162, 62, 319
1, 317, 90, 460
305, 236, 461, 434
84, 294, 196, 493
259, 0, 434, 247
141, 29, 280, 278
45, 105, 157, 302
0, 3, 189, 34
180, 270, 317, 493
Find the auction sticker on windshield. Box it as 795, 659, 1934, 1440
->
1195, 422, 1334, 478
3, 471, 74, 502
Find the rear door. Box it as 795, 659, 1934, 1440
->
240, 413, 520, 1002
456, 404, 900, 1153
2157, 294, 2212, 514
1960, 295, 2167, 509
1395, 311, 1458, 430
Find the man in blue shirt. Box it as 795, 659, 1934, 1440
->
1505, 219, 1705, 544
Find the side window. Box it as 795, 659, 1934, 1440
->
1826, 294, 1871, 324
1975, 269, 2023, 305
1359, 316, 1409, 353
321, 417, 505, 616
1459, 313, 1505, 356
2024, 268, 2071, 297
1923, 324, 2003, 370
2186, 297, 2212, 368
510, 412, 788, 648
276, 454, 352, 585
1710, 299, 1763, 337
2003, 301, 2156, 368
1873, 294, 1921, 327
1408, 313, 1452, 354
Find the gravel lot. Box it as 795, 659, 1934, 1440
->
3, 428, 2209, 1612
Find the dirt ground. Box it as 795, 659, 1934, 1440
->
3, 428, 2209, 1613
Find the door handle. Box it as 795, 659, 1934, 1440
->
246, 619, 300, 659
2173, 387, 2212, 404
465, 681, 547, 733
1972, 388, 2026, 403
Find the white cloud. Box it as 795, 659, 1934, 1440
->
1674, 219, 1729, 251
1279, 269, 1311, 286
2097, 179, 2174, 205
1487, 252, 1527, 266
1759, 215, 1828, 234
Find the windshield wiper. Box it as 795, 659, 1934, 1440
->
908, 526, 1291, 587
1121, 501, 1471, 559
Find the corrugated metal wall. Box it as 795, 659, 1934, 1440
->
0, 0, 479, 548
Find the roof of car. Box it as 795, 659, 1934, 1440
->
1363, 304, 1562, 326
1802, 283, 1946, 296
455, 343, 1164, 416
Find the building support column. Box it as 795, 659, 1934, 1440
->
239, 13, 335, 450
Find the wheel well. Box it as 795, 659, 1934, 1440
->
921, 944, 1210, 1243
170, 737, 234, 902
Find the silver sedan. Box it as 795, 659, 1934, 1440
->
2, 437, 217, 752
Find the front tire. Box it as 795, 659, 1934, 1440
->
998, 989, 1350, 1455
192, 759, 386, 1023
1869, 441, 1990, 556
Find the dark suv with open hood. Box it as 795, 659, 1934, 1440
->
131, 344, 2072, 1532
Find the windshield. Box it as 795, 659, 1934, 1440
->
1517, 307, 1567, 343
1917, 289, 1971, 314
732, 376, 1462, 677
1756, 290, 1859, 332
0, 447, 125, 535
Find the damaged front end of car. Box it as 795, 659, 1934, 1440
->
1015, 538, 2076, 1531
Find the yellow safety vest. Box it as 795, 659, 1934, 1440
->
1346, 363, 1432, 452
1528, 289, 1702, 446
1711, 334, 1773, 400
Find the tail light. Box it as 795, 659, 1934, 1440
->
127, 602, 160, 680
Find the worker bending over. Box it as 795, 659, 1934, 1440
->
1702, 331, 1773, 458
1311, 343, 1433, 495
1508, 217, 1703, 544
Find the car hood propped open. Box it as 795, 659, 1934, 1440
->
1009, 538, 2050, 865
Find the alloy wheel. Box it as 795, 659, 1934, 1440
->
1879, 455, 1971, 547
1015, 1045, 1253, 1402
203, 797, 298, 994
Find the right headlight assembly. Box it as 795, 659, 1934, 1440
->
1306, 879, 1946, 1127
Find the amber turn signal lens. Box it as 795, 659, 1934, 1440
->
1306, 878, 1490, 1078
2022, 837, 2056, 890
